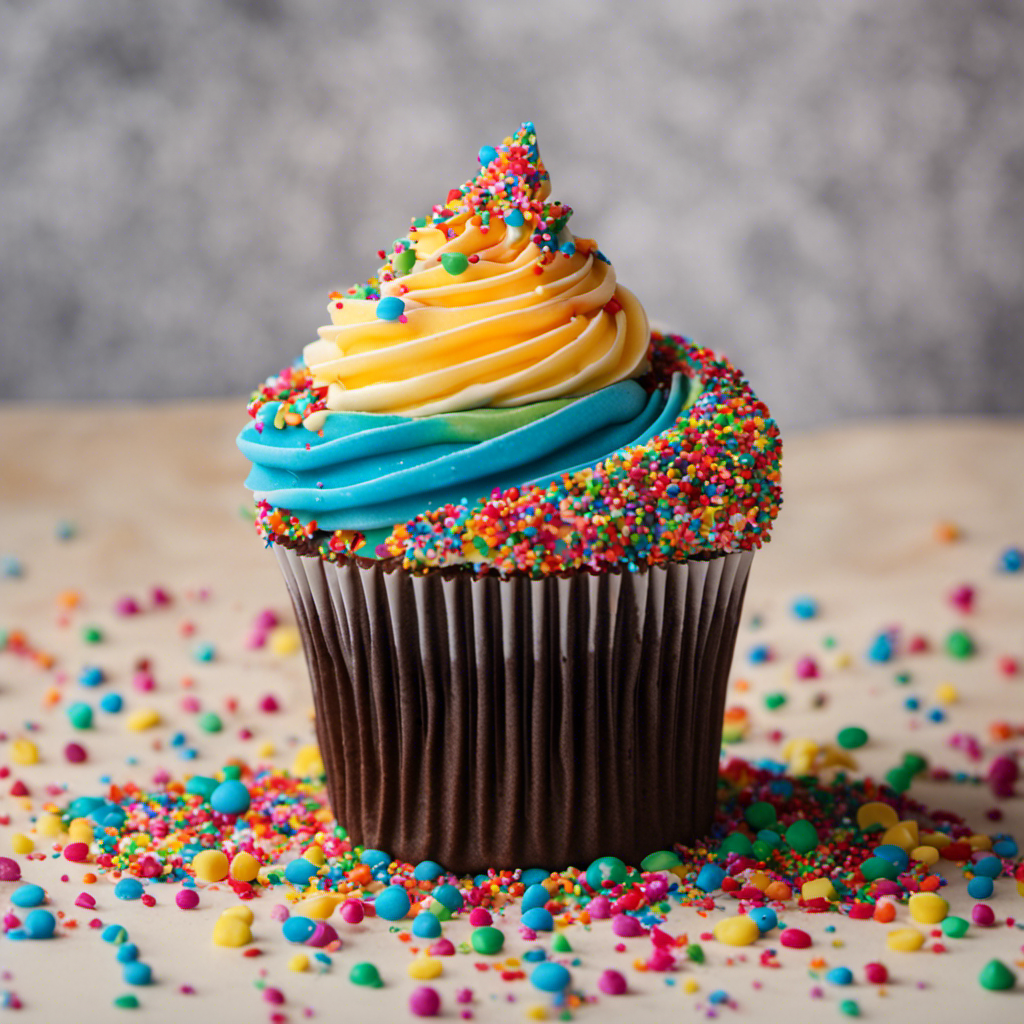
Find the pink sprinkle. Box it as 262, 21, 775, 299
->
409, 986, 441, 1017
865, 962, 888, 984
340, 899, 364, 924
64, 842, 89, 863
794, 656, 818, 679
141, 894, 156, 907
151, 586, 172, 606
305, 922, 338, 948
428, 938, 456, 956
115, 596, 140, 616
456, 988, 473, 1005
180, 986, 196, 995
263, 987, 285, 1005
780, 928, 812, 948
0, 857, 21, 881
270, 904, 290, 922
650, 925, 675, 949
176, 889, 200, 910
647, 949, 675, 971
598, 968, 627, 995
259, 694, 281, 713
64, 742, 87, 764
88, 917, 103, 928
587, 895, 611, 919
133, 671, 156, 692
948, 584, 974, 613
74, 892, 96, 909
3, 913, 21, 929
468, 908, 492, 927
972, 904, 996, 927
181, 696, 201, 713
611, 914, 646, 938
255, 610, 279, 630
246, 630, 267, 650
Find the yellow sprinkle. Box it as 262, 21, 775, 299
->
910, 845, 940, 866
820, 745, 857, 770
303, 845, 326, 867
269, 625, 301, 656
1016, 878, 1024, 899
192, 850, 229, 883
683, 978, 699, 994
257, 741, 276, 758
288, 954, 310, 972
221, 905, 254, 925
11, 832, 34, 854
919, 831, 951, 849
296, 895, 339, 920
801, 878, 839, 902
36, 813, 63, 839
525, 1007, 548, 1021
886, 928, 925, 952
881, 822, 919, 852
11, 738, 39, 765
967, 834, 993, 851
856, 801, 899, 831
68, 818, 94, 843
291, 745, 324, 778
212, 913, 252, 947
747, 871, 771, 892
832, 651, 852, 669
126, 708, 161, 732
230, 851, 260, 882
935, 682, 958, 704
407, 955, 443, 980
908, 892, 948, 924
713, 915, 760, 946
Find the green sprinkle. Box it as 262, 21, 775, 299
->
941, 916, 969, 938
946, 629, 975, 659
440, 252, 469, 276
551, 933, 572, 953
885, 766, 913, 793
222, 765, 242, 781
836, 726, 868, 750
82, 626, 104, 644
67, 702, 93, 730
764, 692, 787, 710
745, 801, 777, 830
198, 712, 223, 733
470, 926, 505, 955
902, 752, 928, 775
686, 943, 705, 964
979, 959, 1016, 991
349, 962, 383, 988
113, 995, 140, 1009
784, 819, 818, 854
394, 249, 416, 275
838, 999, 860, 1017
894, 672, 912, 685
718, 832, 754, 857
641, 850, 682, 872
860, 857, 900, 882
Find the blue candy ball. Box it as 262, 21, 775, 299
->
413, 860, 444, 882
375, 296, 405, 322
360, 849, 391, 869
973, 856, 1003, 879
695, 864, 726, 893
114, 877, 145, 901
411, 912, 442, 939
100, 692, 124, 713
23, 909, 56, 939
967, 875, 995, 900
283, 916, 316, 943
210, 779, 251, 816
521, 907, 554, 932
748, 907, 778, 933
531, 962, 571, 992
11, 884, 45, 908
117, 943, 140, 963
432, 884, 463, 912
123, 961, 153, 986
102, 924, 129, 944
826, 966, 854, 986
284, 857, 318, 885
478, 144, 498, 166
521, 883, 550, 912
374, 885, 411, 922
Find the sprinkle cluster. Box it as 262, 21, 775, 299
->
250, 331, 783, 577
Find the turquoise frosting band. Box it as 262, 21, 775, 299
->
238, 373, 691, 538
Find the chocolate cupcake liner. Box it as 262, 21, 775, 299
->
274, 546, 753, 874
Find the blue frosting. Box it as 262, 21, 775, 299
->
238, 374, 690, 538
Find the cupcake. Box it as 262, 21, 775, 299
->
238, 122, 782, 873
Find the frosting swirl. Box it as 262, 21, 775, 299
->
303, 124, 649, 416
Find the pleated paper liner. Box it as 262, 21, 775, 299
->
275, 545, 754, 874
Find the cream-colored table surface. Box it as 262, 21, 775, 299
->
1, 404, 1023, 1023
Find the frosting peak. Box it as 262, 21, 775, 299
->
303, 123, 649, 417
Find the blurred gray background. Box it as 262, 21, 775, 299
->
1, 0, 1022, 430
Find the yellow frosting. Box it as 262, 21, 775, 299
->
303, 171, 649, 417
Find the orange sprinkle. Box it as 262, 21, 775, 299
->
874, 902, 896, 923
